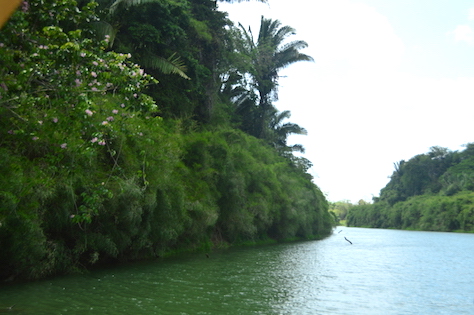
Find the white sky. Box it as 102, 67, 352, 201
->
218, 0, 474, 203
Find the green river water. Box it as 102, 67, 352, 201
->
1, 227, 474, 314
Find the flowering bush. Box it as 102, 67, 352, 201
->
0, 0, 158, 160
0, 0, 161, 222
0, 0, 170, 279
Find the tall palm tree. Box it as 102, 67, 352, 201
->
238, 16, 314, 139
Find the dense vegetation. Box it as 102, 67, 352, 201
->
347, 145, 474, 232
0, 0, 334, 281
328, 199, 368, 225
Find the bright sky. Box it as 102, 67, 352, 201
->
218, 0, 474, 203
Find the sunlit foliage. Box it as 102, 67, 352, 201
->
0, 0, 333, 281
347, 145, 474, 232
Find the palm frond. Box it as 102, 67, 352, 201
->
142, 53, 190, 80
91, 21, 117, 47
275, 51, 314, 69
273, 25, 295, 46
278, 123, 308, 136
238, 22, 257, 53
289, 144, 306, 153
278, 40, 310, 54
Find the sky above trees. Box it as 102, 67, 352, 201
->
219, 0, 474, 203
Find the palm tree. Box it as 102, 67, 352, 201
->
238, 16, 314, 139
269, 110, 307, 154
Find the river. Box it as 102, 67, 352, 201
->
1, 227, 473, 314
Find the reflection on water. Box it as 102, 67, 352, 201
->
1, 227, 474, 314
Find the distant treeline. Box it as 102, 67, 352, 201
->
0, 0, 334, 281
347, 145, 474, 232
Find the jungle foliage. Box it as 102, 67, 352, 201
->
347, 145, 474, 232
0, 0, 334, 281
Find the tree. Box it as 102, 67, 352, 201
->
235, 16, 314, 140
269, 110, 307, 154
91, 0, 190, 79
329, 201, 354, 221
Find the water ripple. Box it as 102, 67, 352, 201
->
1, 229, 474, 314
